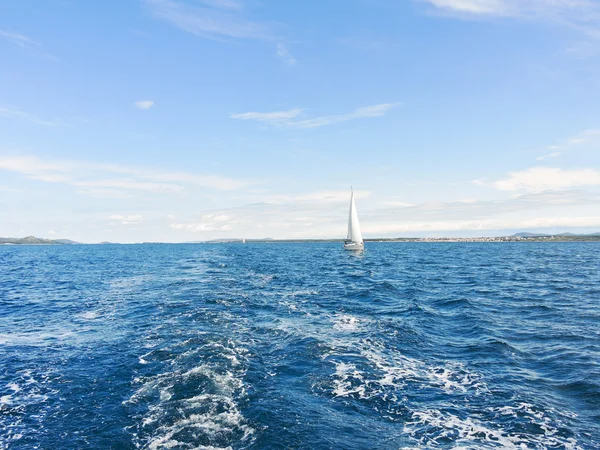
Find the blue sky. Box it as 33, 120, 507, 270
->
1, 0, 600, 242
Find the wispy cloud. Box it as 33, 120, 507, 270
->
198, 0, 243, 10
535, 128, 600, 160
0, 106, 63, 126
134, 100, 155, 110
0, 29, 40, 48
276, 43, 297, 65
145, 0, 295, 63
231, 103, 399, 129
230, 108, 303, 124
168, 188, 600, 238
168, 190, 370, 235
0, 29, 57, 60
0, 154, 250, 196
536, 151, 561, 161
567, 128, 600, 145
146, 0, 268, 39
171, 213, 239, 232
290, 104, 399, 129
419, 0, 600, 38
490, 167, 600, 192
109, 214, 143, 225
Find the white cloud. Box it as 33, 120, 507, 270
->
146, 0, 268, 40
0, 154, 250, 195
276, 43, 297, 65
0, 29, 57, 60
165, 189, 600, 239
421, 0, 599, 18
536, 151, 561, 161
145, 0, 295, 64
567, 128, 600, 145
230, 108, 303, 124
171, 212, 238, 232
231, 103, 399, 129
109, 214, 143, 225
134, 100, 154, 110
419, 0, 600, 38
535, 128, 600, 160
198, 0, 243, 10
0, 29, 40, 48
0, 107, 62, 126
492, 167, 600, 192
425, 0, 506, 14
291, 104, 399, 129
73, 179, 183, 193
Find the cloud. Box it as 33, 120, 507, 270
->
0, 106, 63, 126
0, 29, 57, 60
109, 214, 143, 225
491, 167, 600, 192
146, 0, 268, 40
166, 188, 600, 238
419, 0, 600, 38
73, 179, 183, 193
145, 0, 295, 63
134, 100, 155, 110
567, 128, 600, 145
276, 43, 297, 65
231, 103, 399, 129
0, 154, 250, 196
424, 0, 506, 14
0, 29, 41, 48
169, 189, 372, 235
230, 108, 303, 124
280, 189, 371, 203
535, 128, 600, 160
171, 213, 238, 232
198, 0, 243, 10
536, 151, 561, 161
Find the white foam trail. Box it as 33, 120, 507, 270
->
403, 407, 583, 449
78, 311, 100, 320
127, 340, 254, 450
332, 362, 366, 398
333, 315, 362, 332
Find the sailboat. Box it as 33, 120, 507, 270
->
344, 188, 364, 250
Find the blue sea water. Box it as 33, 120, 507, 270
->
0, 242, 599, 449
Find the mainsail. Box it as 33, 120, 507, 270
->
346, 189, 363, 244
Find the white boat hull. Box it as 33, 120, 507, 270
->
343, 241, 364, 250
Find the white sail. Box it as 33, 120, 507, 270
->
346, 189, 363, 244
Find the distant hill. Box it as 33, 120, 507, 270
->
0, 236, 78, 245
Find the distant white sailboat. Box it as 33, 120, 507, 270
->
242, 238, 246, 244
344, 188, 364, 250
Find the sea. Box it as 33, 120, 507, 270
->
0, 242, 599, 449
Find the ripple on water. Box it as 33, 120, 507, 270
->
1, 242, 599, 449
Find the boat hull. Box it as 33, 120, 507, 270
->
344, 242, 364, 251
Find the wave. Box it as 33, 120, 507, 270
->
126, 339, 253, 450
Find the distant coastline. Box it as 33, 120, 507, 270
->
0, 236, 78, 245
2, 233, 600, 245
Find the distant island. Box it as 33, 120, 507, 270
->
0, 236, 79, 245
2, 233, 600, 245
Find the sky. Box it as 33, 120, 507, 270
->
1, 0, 600, 243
